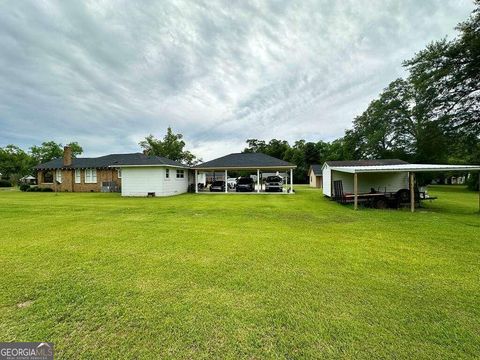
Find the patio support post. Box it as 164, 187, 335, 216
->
410, 172, 415, 213
478, 172, 480, 213
354, 172, 358, 210
257, 169, 260, 193
225, 170, 228, 193
195, 170, 198, 193
290, 168, 293, 193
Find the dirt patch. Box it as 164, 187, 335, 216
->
17, 300, 34, 308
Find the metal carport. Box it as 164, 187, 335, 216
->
328, 163, 480, 212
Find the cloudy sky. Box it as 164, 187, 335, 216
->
0, 1, 475, 160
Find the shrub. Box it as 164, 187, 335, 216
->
0, 180, 11, 187
19, 184, 30, 192
26, 187, 41, 192
467, 174, 479, 191
42, 188, 54, 192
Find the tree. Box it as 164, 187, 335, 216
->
404, 2, 480, 139
30, 141, 83, 164
0, 145, 34, 180
139, 127, 199, 165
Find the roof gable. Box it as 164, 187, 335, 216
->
309, 165, 323, 175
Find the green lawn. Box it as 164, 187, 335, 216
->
0, 186, 479, 359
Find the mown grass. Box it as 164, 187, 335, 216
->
0, 185, 479, 359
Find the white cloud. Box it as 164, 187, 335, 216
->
0, 0, 475, 159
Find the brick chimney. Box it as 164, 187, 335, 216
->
63, 146, 72, 166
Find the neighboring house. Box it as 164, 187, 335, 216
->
20, 175, 36, 185
34, 146, 188, 195
322, 159, 410, 197
308, 165, 323, 188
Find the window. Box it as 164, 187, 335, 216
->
56, 170, 62, 183
43, 171, 53, 183
176, 169, 184, 179
165, 169, 169, 179
75, 169, 81, 183
117, 169, 122, 178
85, 169, 97, 183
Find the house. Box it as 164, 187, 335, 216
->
19, 175, 36, 185
34, 146, 188, 196
34, 148, 297, 196
308, 165, 323, 188
322, 159, 410, 197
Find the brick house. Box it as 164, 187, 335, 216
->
34, 146, 187, 193
34, 147, 123, 192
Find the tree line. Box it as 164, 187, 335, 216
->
0, 142, 83, 184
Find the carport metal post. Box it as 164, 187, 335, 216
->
353, 172, 358, 210
225, 170, 228, 193
257, 169, 260, 193
290, 168, 293, 193
195, 170, 198, 193
409, 172, 415, 213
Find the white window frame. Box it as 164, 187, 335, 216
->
56, 170, 62, 183
117, 169, 122, 179
165, 168, 170, 179
85, 169, 97, 184
75, 169, 81, 184
176, 169, 185, 179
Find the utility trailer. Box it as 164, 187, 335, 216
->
332, 180, 436, 209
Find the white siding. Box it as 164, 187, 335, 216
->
121, 167, 188, 197
323, 164, 409, 197
322, 165, 331, 196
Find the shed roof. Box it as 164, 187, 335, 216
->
34, 153, 186, 170
309, 165, 323, 175
193, 153, 296, 170
325, 159, 408, 167
329, 163, 480, 174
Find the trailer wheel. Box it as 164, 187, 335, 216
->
374, 197, 388, 209
396, 189, 410, 203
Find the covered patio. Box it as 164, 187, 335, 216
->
192, 153, 296, 194
328, 163, 480, 212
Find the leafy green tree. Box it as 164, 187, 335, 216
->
404, 1, 480, 139
0, 145, 34, 181
139, 127, 199, 165
30, 141, 83, 164
244, 139, 267, 154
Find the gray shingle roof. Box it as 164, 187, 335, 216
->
325, 159, 409, 167
34, 153, 186, 170
310, 165, 323, 175
194, 153, 296, 169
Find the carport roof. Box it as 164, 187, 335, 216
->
193, 153, 296, 170
329, 163, 480, 174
